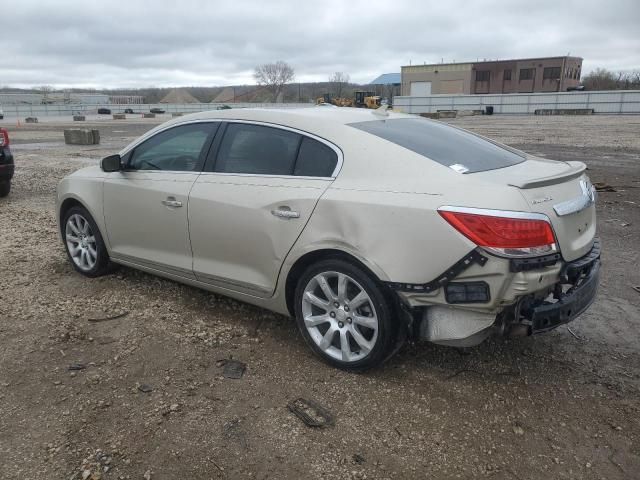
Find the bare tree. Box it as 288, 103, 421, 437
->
582, 68, 640, 91
329, 72, 350, 98
254, 61, 295, 102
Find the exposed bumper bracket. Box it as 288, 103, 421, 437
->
386, 249, 488, 293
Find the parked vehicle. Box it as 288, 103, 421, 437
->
56, 108, 600, 370
124, 108, 134, 114
150, 108, 165, 114
0, 128, 14, 197
97, 108, 111, 115
0, 106, 4, 120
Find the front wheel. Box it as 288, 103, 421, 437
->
294, 258, 398, 371
62, 206, 111, 277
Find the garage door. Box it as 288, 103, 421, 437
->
410, 81, 432, 96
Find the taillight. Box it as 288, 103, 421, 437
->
438, 206, 557, 258
0, 128, 8, 147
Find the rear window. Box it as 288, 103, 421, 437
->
348, 118, 525, 173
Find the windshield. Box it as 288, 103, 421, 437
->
349, 118, 526, 173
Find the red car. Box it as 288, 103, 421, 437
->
0, 128, 14, 197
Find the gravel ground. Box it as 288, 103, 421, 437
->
0, 114, 639, 480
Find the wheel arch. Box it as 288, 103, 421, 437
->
283, 248, 389, 317
57, 195, 109, 250
58, 197, 85, 226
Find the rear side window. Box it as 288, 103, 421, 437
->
215, 123, 300, 175
294, 137, 338, 177
348, 118, 525, 173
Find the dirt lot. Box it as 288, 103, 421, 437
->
0, 114, 639, 480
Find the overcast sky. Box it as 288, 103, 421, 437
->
4, 0, 639, 89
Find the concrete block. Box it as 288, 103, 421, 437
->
458, 110, 483, 117
112, 114, 126, 120
73, 115, 86, 121
143, 113, 156, 118
25, 117, 39, 123
534, 108, 594, 116
64, 129, 100, 145
171, 113, 183, 118
419, 112, 441, 119
436, 110, 457, 118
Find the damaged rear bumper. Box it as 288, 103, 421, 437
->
511, 239, 601, 334
529, 260, 600, 332
390, 238, 601, 346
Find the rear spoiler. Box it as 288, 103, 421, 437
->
508, 161, 587, 189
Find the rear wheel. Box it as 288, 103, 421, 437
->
294, 258, 397, 371
62, 206, 111, 277
0, 181, 10, 197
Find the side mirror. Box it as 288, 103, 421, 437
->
101, 154, 122, 172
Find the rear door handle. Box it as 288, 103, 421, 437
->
271, 207, 300, 219
162, 197, 183, 208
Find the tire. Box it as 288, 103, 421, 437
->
294, 258, 398, 371
62, 206, 111, 277
0, 181, 10, 197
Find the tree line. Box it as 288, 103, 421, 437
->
581, 68, 640, 91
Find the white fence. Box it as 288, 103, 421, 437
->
393, 90, 640, 115
0, 102, 313, 117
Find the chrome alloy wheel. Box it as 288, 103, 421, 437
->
301, 271, 379, 362
65, 213, 98, 271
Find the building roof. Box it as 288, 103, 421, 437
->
401, 55, 583, 69
369, 73, 401, 85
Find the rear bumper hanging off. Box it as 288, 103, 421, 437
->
513, 238, 601, 334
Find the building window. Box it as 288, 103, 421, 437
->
543, 67, 561, 80
475, 70, 490, 82
503, 69, 512, 80
519, 68, 534, 80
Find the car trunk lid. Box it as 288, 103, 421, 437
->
474, 157, 597, 262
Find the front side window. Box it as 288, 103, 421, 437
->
128, 123, 214, 171
349, 118, 525, 173
215, 123, 301, 175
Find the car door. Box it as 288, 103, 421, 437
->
189, 122, 341, 297
103, 122, 218, 278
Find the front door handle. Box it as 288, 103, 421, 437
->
162, 197, 183, 208
271, 207, 300, 219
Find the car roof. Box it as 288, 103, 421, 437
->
121, 106, 414, 155
180, 106, 410, 126
165, 106, 416, 133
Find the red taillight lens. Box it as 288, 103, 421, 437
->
0, 128, 9, 147
439, 208, 557, 257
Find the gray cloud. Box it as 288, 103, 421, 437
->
4, 0, 639, 88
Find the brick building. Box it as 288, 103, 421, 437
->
401, 56, 582, 96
